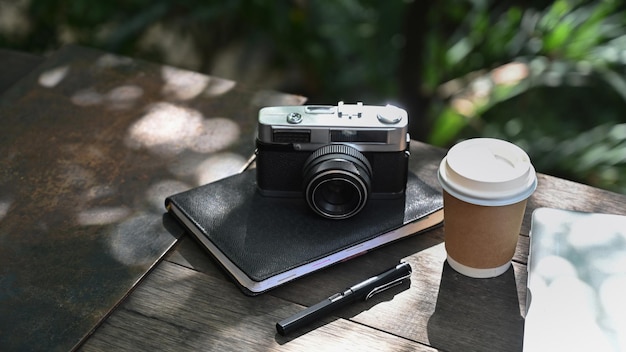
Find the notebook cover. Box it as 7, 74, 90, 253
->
525, 208, 626, 352
165, 168, 443, 295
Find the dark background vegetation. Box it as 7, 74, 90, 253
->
1, 0, 625, 193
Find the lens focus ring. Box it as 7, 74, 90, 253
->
302, 145, 372, 219
305, 144, 373, 176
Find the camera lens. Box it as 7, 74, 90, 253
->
303, 145, 372, 219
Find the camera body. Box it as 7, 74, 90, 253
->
256, 102, 410, 219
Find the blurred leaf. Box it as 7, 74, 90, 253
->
428, 107, 467, 146
544, 17, 572, 52
447, 37, 473, 66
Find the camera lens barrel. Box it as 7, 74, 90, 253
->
302, 145, 373, 219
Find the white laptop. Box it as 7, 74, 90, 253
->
525, 208, 626, 352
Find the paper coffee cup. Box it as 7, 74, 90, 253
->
438, 138, 537, 278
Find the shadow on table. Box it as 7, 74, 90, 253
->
427, 261, 524, 352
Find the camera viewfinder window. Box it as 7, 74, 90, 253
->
273, 130, 311, 143
330, 130, 387, 143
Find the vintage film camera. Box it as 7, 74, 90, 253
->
255, 102, 410, 220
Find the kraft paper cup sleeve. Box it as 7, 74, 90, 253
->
438, 138, 537, 278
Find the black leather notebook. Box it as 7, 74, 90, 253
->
165, 169, 443, 295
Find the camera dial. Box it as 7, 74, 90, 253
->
376, 105, 404, 124
286, 112, 302, 124
302, 145, 372, 219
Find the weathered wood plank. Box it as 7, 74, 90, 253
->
0, 49, 43, 95
164, 227, 529, 351
272, 238, 528, 352
0, 45, 307, 352
80, 261, 436, 352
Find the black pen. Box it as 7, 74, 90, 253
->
276, 262, 412, 335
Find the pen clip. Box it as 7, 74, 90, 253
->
365, 273, 411, 300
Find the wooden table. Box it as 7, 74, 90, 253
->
80, 149, 626, 352
2, 47, 625, 352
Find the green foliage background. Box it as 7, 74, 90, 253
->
1, 0, 625, 193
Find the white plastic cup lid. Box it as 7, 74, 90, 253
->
438, 138, 537, 206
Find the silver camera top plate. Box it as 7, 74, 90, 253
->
258, 102, 409, 152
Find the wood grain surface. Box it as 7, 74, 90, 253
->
80, 140, 626, 352
0, 49, 44, 94
0, 45, 305, 352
